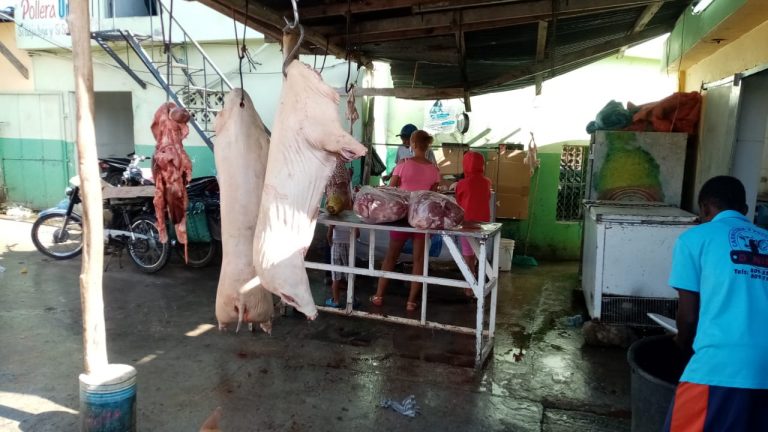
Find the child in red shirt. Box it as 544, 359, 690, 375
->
455, 151, 492, 297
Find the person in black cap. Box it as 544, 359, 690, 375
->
395, 124, 419, 165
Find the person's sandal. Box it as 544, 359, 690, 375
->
369, 295, 384, 306
324, 298, 341, 309
406, 301, 418, 312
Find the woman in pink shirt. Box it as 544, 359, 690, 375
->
371, 130, 440, 312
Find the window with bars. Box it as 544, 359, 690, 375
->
556, 145, 588, 222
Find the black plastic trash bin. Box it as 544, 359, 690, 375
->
627, 335, 686, 432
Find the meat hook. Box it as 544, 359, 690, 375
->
282, 23, 305, 77
284, 0, 300, 29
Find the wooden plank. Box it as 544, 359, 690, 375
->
68, 0, 109, 374
299, 0, 656, 19
477, 25, 671, 91
617, 1, 664, 58
102, 185, 156, 199
452, 11, 473, 110
0, 40, 29, 79
413, 0, 524, 14
298, 0, 416, 20
326, 0, 665, 42
334, 87, 465, 99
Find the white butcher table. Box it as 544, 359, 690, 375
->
305, 212, 503, 369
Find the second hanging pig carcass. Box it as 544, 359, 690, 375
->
251, 61, 367, 319
213, 89, 274, 332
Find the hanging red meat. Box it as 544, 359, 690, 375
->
150, 102, 193, 258
251, 60, 367, 319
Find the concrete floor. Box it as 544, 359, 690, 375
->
0, 217, 631, 431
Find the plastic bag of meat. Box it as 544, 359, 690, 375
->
408, 191, 464, 230
353, 186, 410, 223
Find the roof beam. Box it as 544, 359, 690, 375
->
413, 0, 527, 14
534, 20, 548, 95
454, 10, 472, 109
297, 0, 525, 19
198, 0, 367, 64
617, 1, 664, 58
297, 0, 414, 20
335, 87, 466, 99
475, 24, 671, 92
327, 0, 668, 45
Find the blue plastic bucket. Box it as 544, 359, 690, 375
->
79, 364, 137, 432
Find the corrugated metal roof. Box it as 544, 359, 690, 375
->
198, 0, 690, 97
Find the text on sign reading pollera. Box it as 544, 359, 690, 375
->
21, 0, 68, 20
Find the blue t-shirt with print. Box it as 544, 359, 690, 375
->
669, 210, 768, 389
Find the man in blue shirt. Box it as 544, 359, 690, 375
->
665, 176, 768, 431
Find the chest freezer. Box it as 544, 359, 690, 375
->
581, 202, 698, 326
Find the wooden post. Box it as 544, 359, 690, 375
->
362, 95, 375, 186
68, 0, 108, 374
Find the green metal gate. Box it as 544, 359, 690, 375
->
0, 93, 75, 210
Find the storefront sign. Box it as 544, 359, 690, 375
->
16, 0, 71, 49
424, 100, 459, 135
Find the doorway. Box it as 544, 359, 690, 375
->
730, 70, 768, 223
94, 92, 135, 159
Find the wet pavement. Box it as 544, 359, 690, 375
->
0, 218, 631, 431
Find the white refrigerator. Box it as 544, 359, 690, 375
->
581, 202, 698, 326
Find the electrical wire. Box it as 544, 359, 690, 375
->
166, 0, 174, 102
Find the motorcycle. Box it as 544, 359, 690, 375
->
120, 159, 220, 268
31, 174, 170, 273
99, 153, 154, 186
120, 154, 154, 186
98, 156, 130, 186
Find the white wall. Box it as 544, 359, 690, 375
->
377, 55, 678, 150
27, 38, 364, 171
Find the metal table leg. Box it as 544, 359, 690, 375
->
345, 228, 357, 314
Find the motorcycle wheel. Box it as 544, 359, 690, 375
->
127, 215, 170, 273
31, 213, 84, 259
177, 240, 219, 268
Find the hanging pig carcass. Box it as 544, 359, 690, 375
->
252, 60, 367, 319
151, 102, 193, 259
213, 89, 274, 332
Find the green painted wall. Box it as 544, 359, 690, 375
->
500, 146, 584, 261
135, 144, 216, 178
664, 0, 746, 69
0, 138, 76, 209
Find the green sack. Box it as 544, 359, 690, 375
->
185, 200, 211, 243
